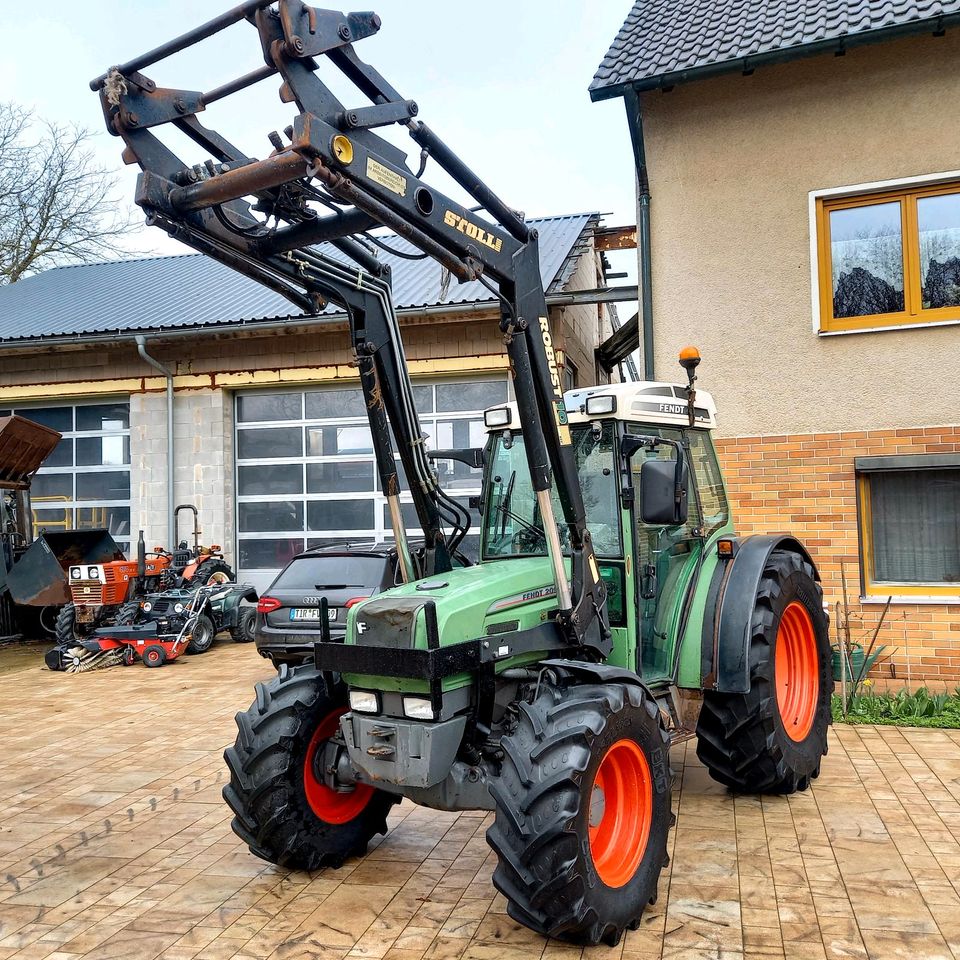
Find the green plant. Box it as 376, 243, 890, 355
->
833, 685, 960, 728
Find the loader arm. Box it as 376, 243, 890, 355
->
91, 0, 610, 655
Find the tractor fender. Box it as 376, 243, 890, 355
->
539, 658, 655, 696
704, 535, 819, 695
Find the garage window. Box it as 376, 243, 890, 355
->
235, 378, 506, 575
856, 454, 960, 597
0, 401, 132, 551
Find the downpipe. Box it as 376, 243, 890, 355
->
135, 336, 176, 551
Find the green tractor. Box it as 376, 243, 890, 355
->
223, 358, 832, 946
92, 2, 832, 945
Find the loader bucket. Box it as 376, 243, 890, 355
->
0, 416, 62, 489
7, 529, 125, 607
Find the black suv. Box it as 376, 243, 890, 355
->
255, 543, 399, 668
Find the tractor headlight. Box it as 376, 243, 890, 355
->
585, 394, 617, 416
402, 696, 435, 721
141, 601, 152, 612
348, 690, 379, 714
70, 567, 81, 580
484, 406, 512, 428
173, 602, 184, 614
87, 565, 100, 579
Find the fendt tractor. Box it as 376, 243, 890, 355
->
94, 3, 832, 945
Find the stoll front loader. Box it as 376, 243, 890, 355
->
94, 4, 832, 945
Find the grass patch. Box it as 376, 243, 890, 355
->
833, 686, 960, 728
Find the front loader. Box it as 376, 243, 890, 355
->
94, 5, 832, 946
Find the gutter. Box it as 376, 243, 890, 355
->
623, 87, 654, 381
135, 336, 176, 551
0, 286, 640, 351
589, 15, 960, 102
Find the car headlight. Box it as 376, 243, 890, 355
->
141, 601, 152, 612
173, 602, 184, 614
402, 696, 434, 720
349, 690, 379, 714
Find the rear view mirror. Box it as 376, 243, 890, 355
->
640, 457, 689, 526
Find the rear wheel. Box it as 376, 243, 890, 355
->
186, 614, 216, 654
191, 559, 234, 587
223, 662, 396, 869
487, 675, 672, 946
230, 607, 256, 643
696, 550, 832, 794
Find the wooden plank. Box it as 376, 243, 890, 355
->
595, 225, 638, 251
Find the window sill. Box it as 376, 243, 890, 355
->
818, 316, 960, 336
860, 594, 960, 605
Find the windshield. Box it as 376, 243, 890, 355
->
273, 555, 388, 590
482, 422, 622, 560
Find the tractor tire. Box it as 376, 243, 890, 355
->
230, 607, 256, 643
190, 559, 234, 587
487, 676, 672, 947
186, 614, 216, 655
696, 549, 833, 795
143, 644, 166, 668
223, 662, 396, 870
115, 601, 140, 626
54, 603, 84, 646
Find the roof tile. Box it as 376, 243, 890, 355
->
590, 0, 959, 96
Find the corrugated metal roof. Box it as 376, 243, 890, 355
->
590, 0, 960, 99
0, 213, 596, 344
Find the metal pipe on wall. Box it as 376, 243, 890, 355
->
135, 336, 176, 551
624, 86, 655, 381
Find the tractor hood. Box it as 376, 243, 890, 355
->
345, 557, 560, 654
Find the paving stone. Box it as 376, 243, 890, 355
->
2, 645, 960, 959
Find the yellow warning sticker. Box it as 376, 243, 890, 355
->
366, 157, 406, 197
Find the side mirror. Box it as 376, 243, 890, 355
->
640, 457, 689, 526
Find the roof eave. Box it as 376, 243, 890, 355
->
588, 14, 960, 102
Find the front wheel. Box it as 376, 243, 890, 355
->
487, 675, 672, 947
696, 549, 833, 794
223, 663, 396, 869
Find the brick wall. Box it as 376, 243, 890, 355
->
716, 426, 960, 683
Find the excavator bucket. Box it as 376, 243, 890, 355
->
7, 529, 126, 607
0, 416, 61, 489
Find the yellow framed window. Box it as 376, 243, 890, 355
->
856, 455, 960, 598
817, 181, 960, 332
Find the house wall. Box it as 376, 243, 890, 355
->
638, 31, 960, 682
640, 30, 960, 437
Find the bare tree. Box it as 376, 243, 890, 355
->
0, 102, 139, 285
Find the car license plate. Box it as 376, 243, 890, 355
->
289, 607, 338, 622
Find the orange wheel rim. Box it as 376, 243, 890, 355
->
303, 708, 373, 824
775, 601, 819, 742
587, 738, 653, 888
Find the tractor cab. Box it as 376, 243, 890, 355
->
478, 377, 731, 686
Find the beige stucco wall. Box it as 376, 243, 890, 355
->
641, 31, 960, 437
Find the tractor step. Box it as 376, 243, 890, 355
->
653, 685, 698, 744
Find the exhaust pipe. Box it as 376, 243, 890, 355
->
137, 530, 146, 589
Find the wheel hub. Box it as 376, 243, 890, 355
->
587, 738, 653, 889
775, 601, 819, 743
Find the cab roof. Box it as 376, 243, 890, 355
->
482, 381, 717, 433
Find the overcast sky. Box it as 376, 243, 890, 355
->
3, 0, 638, 281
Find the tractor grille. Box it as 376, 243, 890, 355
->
70, 568, 127, 606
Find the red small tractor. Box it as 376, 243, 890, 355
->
47, 505, 234, 669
